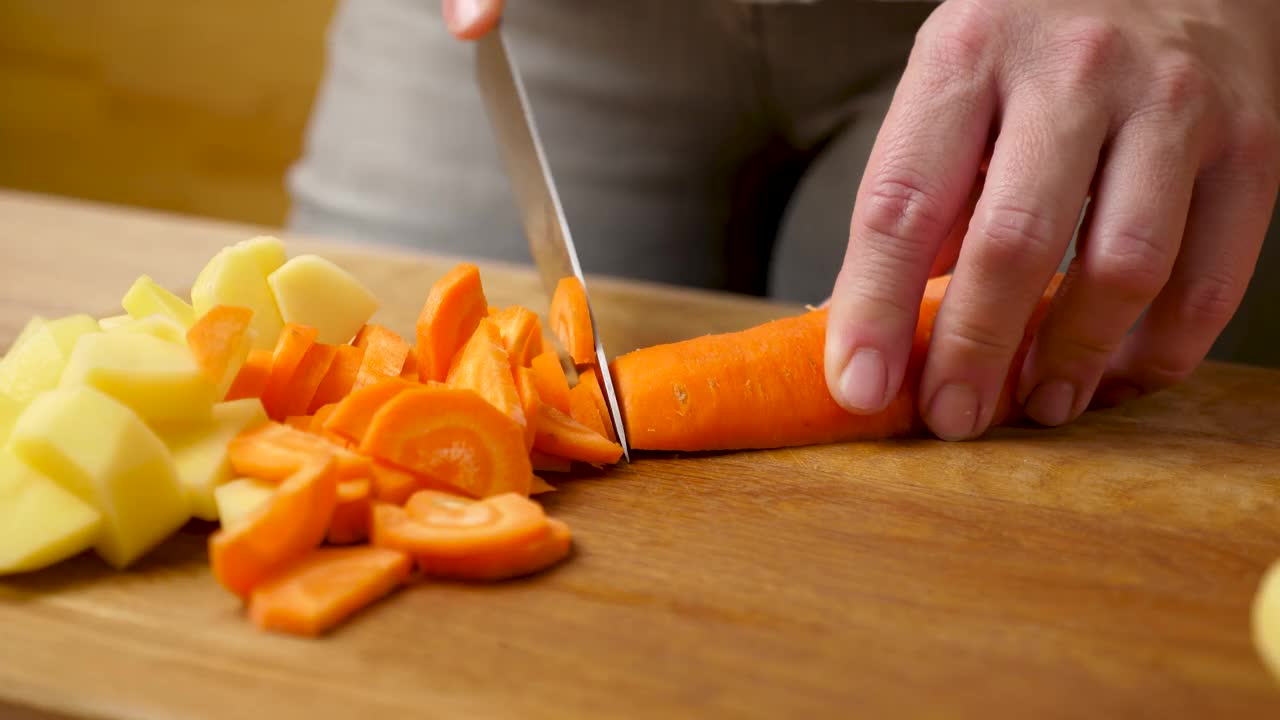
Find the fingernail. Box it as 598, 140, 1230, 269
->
838, 348, 888, 412
446, 0, 488, 33
1024, 380, 1076, 427
927, 382, 980, 441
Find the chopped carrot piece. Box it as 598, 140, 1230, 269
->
322, 376, 420, 445
371, 461, 422, 505
513, 366, 540, 452
309, 403, 338, 434
533, 404, 624, 466
447, 318, 527, 436
569, 367, 616, 442
209, 459, 339, 598
490, 305, 544, 367
327, 479, 372, 545
359, 386, 533, 498
530, 450, 572, 473
374, 491, 546, 558
416, 263, 488, 383
261, 323, 320, 420
187, 305, 254, 397
226, 349, 273, 402
229, 421, 372, 482
549, 276, 594, 366
530, 475, 556, 495
400, 348, 418, 379
308, 344, 365, 413
248, 546, 412, 636
284, 415, 313, 432
280, 343, 337, 418
416, 518, 571, 582
351, 325, 411, 393
530, 349, 572, 415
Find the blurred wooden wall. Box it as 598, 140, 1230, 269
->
0, 0, 337, 227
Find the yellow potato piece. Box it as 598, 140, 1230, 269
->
0, 392, 20, 446
97, 315, 132, 331
9, 386, 188, 569
59, 332, 216, 424
162, 398, 269, 521
267, 254, 379, 345
1254, 559, 1280, 684
0, 450, 103, 575
191, 238, 285, 352
107, 314, 188, 345
122, 275, 196, 328
7, 315, 47, 353
0, 315, 100, 405
213, 477, 276, 529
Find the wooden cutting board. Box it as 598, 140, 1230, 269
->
2, 190, 1280, 719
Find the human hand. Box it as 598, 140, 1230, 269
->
825, 0, 1280, 440
443, 0, 504, 40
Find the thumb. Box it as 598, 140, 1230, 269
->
443, 0, 505, 40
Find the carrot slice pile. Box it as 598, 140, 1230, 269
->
351, 325, 411, 393
261, 324, 320, 420
569, 367, 616, 442
416, 263, 488, 383
248, 546, 412, 636
446, 318, 527, 438
308, 344, 365, 412
281, 343, 338, 418
530, 349, 572, 415
490, 305, 544, 367
228, 421, 371, 482
322, 377, 419, 446
549, 276, 595, 366
225, 349, 273, 401
534, 404, 624, 466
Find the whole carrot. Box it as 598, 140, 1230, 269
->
610, 274, 1063, 451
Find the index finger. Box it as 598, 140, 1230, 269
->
825, 19, 997, 415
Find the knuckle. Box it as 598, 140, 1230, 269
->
1090, 227, 1173, 301
859, 168, 949, 253
975, 202, 1060, 269
1045, 19, 1124, 91
945, 316, 1019, 358
1140, 55, 1214, 123
916, 2, 995, 81
1180, 272, 1242, 328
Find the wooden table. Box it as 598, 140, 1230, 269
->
2, 189, 1279, 719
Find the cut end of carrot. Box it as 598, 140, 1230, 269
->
534, 404, 623, 466
248, 546, 412, 637
549, 276, 595, 366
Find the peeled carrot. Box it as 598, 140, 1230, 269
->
187, 305, 254, 396
225, 349, 273, 402
490, 305, 544, 367
446, 318, 527, 433
351, 325, 411, 393
610, 273, 1065, 451
322, 377, 419, 445
371, 461, 423, 505
549, 276, 595, 366
248, 546, 412, 637
308, 344, 365, 413
309, 403, 338, 434
228, 421, 372, 482
261, 323, 320, 420
533, 404, 624, 466
530, 349, 572, 415
415, 518, 571, 582
416, 263, 488, 383
359, 386, 533, 498
374, 491, 547, 558
570, 367, 616, 442
530, 449, 572, 473
326, 479, 372, 545
400, 349, 418, 379
280, 343, 338, 419
513, 366, 540, 452
530, 475, 556, 495
284, 415, 313, 432
209, 459, 339, 598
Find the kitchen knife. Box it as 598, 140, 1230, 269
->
474, 27, 631, 462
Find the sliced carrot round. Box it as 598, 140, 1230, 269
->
358, 386, 532, 498
415, 518, 572, 582
322, 376, 419, 445
549, 276, 595, 366
374, 492, 546, 558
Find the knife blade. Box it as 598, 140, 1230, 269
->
474, 27, 631, 462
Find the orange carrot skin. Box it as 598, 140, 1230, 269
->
308, 344, 366, 413
226, 349, 274, 401
248, 546, 412, 637
416, 263, 488, 383
610, 273, 1064, 451
415, 518, 572, 582
530, 350, 572, 415
549, 276, 595, 366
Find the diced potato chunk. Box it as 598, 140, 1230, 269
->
9, 386, 188, 568
0, 315, 100, 405
60, 332, 216, 424
97, 315, 132, 331
191, 237, 286, 351
0, 450, 103, 575
163, 399, 270, 520
107, 314, 188, 345
122, 275, 196, 328
0, 392, 20, 446
7, 315, 47, 353
267, 255, 379, 345
214, 477, 276, 529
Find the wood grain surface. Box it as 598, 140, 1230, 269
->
2, 189, 1280, 719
